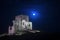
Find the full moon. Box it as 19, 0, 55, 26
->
33, 13, 35, 16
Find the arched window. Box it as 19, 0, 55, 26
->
23, 22, 24, 25
28, 24, 30, 27
10, 27, 12, 30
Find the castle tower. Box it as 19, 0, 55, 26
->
11, 15, 32, 34
8, 15, 40, 35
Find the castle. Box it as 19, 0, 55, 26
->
8, 15, 32, 35
8, 15, 40, 35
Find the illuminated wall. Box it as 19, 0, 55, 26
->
8, 15, 32, 34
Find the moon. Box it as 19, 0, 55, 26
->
33, 13, 35, 16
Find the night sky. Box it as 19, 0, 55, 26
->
0, 0, 58, 34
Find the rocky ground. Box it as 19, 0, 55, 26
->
0, 32, 59, 40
